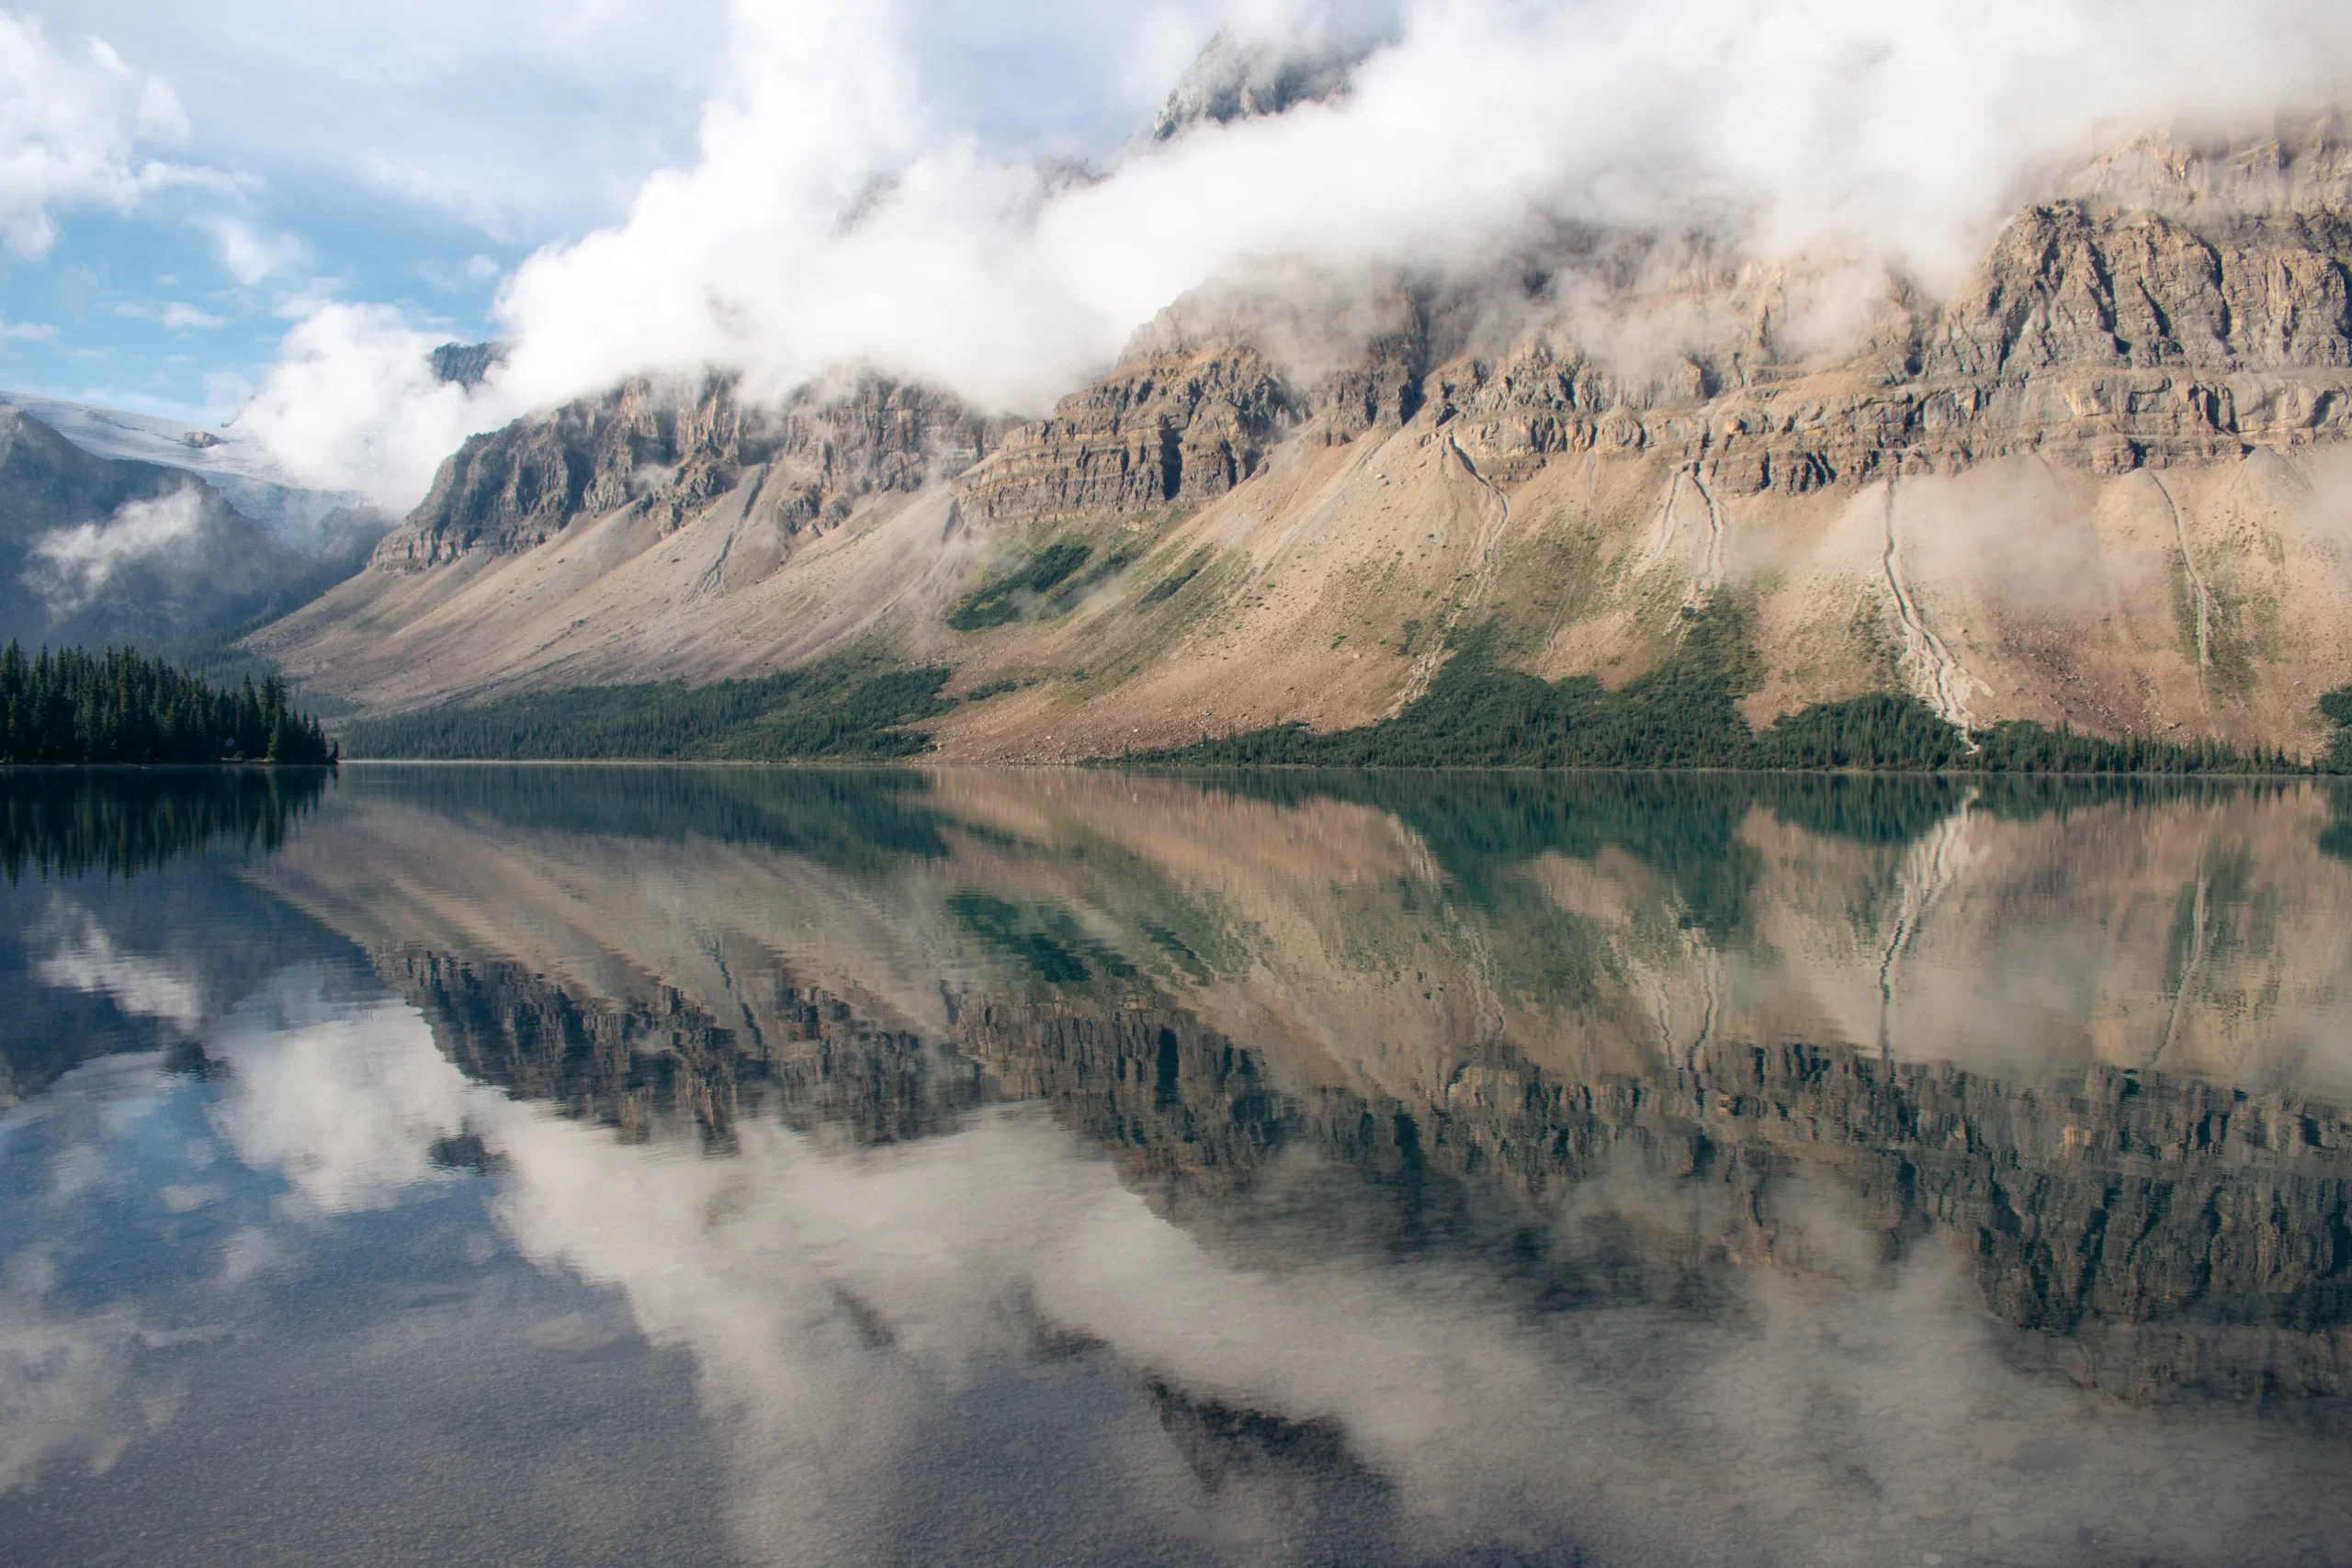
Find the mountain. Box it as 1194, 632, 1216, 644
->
0, 405, 385, 651
0, 389, 377, 554
254, 126, 2352, 760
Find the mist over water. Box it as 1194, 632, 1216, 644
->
4, 765, 2352, 1566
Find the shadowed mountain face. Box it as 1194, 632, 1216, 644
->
0, 409, 380, 649
12, 766, 2352, 1567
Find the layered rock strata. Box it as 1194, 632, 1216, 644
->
379, 376, 1002, 568
265, 130, 2352, 757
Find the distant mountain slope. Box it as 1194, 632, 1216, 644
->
0, 390, 376, 554
0, 408, 380, 651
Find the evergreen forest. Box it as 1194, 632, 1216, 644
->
1136, 604, 2312, 775
339, 652, 955, 761
0, 643, 335, 766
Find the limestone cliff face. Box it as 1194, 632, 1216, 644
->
1149, 28, 1369, 141
962, 344, 1297, 522
393, 948, 977, 1148
377, 375, 1001, 569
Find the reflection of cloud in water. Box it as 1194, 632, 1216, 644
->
175, 978, 2349, 1565
37, 913, 205, 1032
202, 973, 491, 1215
0, 1254, 180, 1495
5, 964, 2348, 1562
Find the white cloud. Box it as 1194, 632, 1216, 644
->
0, 11, 198, 257
414, 253, 505, 294
0, 1254, 156, 1494
17, 0, 729, 244
202, 983, 484, 1216
242, 0, 2352, 508
0, 319, 53, 341
232, 302, 479, 499
207, 215, 307, 287
111, 300, 228, 331
24, 486, 207, 614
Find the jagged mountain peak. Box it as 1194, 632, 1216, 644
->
1151, 28, 1374, 141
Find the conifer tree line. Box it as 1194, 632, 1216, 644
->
0, 643, 335, 765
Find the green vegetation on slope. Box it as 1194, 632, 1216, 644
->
947, 540, 1095, 630
2319, 685, 2352, 773
1136, 601, 2299, 774
0, 643, 334, 765
339, 652, 955, 761
947, 534, 1157, 632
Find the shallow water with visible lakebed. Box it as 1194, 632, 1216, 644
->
5, 764, 2352, 1567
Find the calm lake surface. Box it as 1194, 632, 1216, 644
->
6, 765, 2352, 1567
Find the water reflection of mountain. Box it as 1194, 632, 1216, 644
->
246, 767, 2352, 1429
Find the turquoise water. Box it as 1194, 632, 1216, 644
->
5, 765, 2352, 1567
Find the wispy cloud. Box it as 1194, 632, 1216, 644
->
24, 486, 208, 615
205, 216, 307, 288
0, 12, 209, 257
112, 300, 227, 331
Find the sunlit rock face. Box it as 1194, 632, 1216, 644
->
259, 129, 2352, 760
377, 374, 1003, 568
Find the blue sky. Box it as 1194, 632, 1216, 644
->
0, 0, 1234, 423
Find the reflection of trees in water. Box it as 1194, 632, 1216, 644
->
0, 767, 331, 883
1176, 769, 2301, 939
338, 763, 952, 871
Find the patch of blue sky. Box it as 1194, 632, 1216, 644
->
0, 200, 511, 423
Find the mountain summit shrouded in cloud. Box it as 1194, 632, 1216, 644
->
17, 0, 2352, 764
217, 0, 2352, 509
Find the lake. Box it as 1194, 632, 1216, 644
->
4, 764, 2351, 1567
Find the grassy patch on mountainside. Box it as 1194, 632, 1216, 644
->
338, 653, 955, 761
946, 534, 1155, 632
947, 541, 1096, 630
1134, 599, 2305, 774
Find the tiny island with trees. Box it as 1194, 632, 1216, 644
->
0, 643, 336, 766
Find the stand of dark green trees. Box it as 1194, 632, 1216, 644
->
338, 652, 953, 761
0, 643, 334, 765
1135, 604, 2312, 774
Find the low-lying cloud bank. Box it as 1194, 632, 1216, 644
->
23, 489, 207, 616
242, 0, 2352, 509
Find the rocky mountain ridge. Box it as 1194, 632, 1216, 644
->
264, 126, 2352, 757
